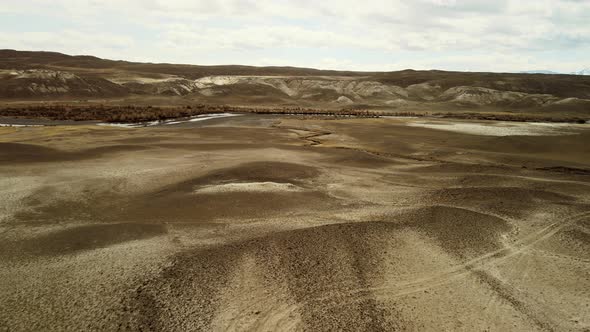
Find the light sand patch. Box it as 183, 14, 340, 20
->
211, 253, 302, 331
194, 182, 304, 194
0, 176, 43, 224
106, 75, 185, 85
405, 120, 584, 136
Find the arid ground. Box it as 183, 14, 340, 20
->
0, 114, 588, 331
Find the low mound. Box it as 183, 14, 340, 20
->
0, 142, 148, 163
429, 186, 573, 218
1, 223, 166, 259
123, 190, 335, 223
123, 207, 511, 330
432, 186, 570, 202
319, 147, 398, 168
476, 134, 590, 157
124, 221, 403, 331
537, 219, 590, 259
113, 162, 328, 222
401, 206, 512, 259
177, 161, 321, 189
0, 142, 58, 162
13, 161, 329, 224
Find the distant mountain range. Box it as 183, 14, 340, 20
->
574, 68, 590, 76
519, 70, 561, 75
520, 69, 590, 75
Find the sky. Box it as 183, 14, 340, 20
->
1, 0, 589, 72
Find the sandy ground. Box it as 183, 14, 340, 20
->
0, 114, 589, 331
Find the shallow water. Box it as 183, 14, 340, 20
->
97, 113, 242, 128
405, 120, 585, 136
0, 123, 43, 127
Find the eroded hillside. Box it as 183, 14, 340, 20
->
1, 50, 590, 115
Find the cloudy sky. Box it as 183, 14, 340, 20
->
1, 0, 589, 72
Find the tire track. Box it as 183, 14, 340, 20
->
125, 210, 590, 330
264, 211, 590, 311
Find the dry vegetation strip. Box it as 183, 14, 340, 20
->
0, 104, 587, 123
0, 105, 390, 123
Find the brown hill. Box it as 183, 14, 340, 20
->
1, 50, 589, 116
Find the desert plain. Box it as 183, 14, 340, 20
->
0, 113, 589, 331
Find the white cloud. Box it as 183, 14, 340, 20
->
1, 0, 589, 71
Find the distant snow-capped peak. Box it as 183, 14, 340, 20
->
520, 70, 560, 74
519, 68, 590, 75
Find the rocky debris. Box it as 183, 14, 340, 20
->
0, 69, 126, 97
406, 82, 443, 101
437, 86, 558, 107
192, 75, 409, 102
1, 68, 589, 109
335, 96, 353, 104
2, 69, 79, 80
122, 78, 197, 96
552, 97, 590, 105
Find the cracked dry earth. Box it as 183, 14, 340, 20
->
0, 114, 589, 331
